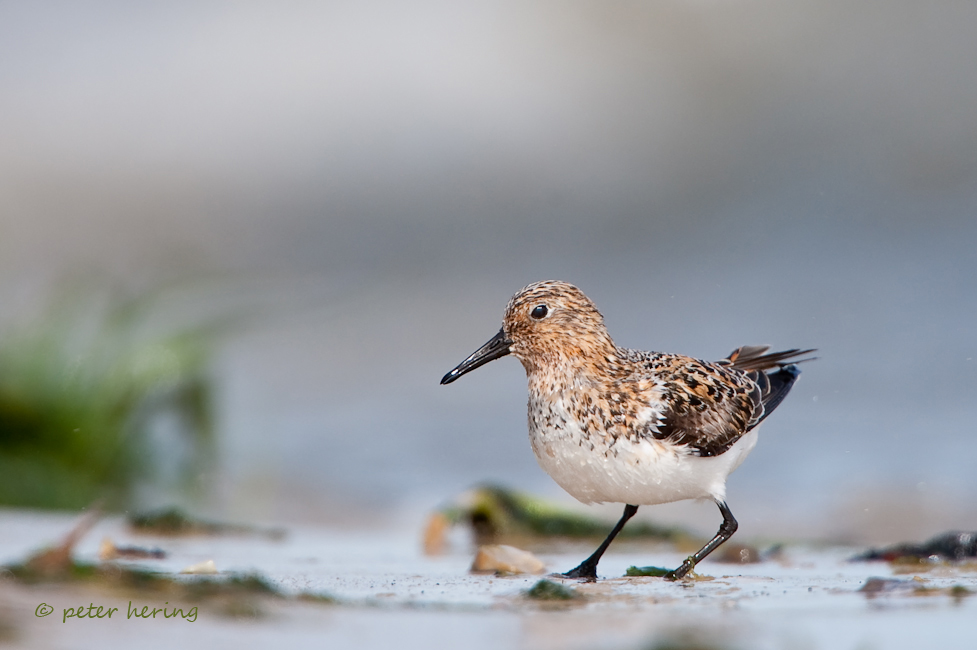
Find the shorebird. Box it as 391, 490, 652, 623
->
441, 280, 813, 581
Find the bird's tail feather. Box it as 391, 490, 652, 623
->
725, 346, 817, 372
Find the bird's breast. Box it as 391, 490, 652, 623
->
525, 391, 753, 506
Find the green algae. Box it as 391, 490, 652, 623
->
626, 565, 672, 577
524, 579, 580, 601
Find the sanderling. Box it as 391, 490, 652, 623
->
441, 280, 814, 581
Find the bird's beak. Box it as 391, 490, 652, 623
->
440, 329, 512, 385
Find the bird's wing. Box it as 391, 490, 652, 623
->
649, 356, 759, 457
648, 348, 813, 457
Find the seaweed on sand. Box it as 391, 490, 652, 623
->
128, 507, 285, 539
426, 484, 696, 553
852, 531, 977, 563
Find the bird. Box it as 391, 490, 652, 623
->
440, 280, 814, 581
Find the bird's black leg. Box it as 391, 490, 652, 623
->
562, 504, 639, 581
665, 500, 738, 581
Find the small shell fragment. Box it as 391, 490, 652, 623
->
180, 559, 218, 574
423, 512, 451, 556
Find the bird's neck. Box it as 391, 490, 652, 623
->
523, 341, 625, 394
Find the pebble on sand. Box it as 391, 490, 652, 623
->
471, 545, 545, 575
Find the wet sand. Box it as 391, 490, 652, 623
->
1, 509, 974, 649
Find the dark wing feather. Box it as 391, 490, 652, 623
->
746, 364, 802, 430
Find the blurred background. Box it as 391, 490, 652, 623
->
1, 0, 975, 544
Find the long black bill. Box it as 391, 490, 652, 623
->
440, 329, 512, 385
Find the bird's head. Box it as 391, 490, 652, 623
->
440, 280, 614, 384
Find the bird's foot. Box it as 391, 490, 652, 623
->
560, 563, 598, 582
664, 557, 696, 582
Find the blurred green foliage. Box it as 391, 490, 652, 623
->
0, 287, 219, 510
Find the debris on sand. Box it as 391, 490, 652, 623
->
21, 506, 102, 579
852, 531, 977, 563
470, 544, 545, 575
9, 550, 274, 599
858, 576, 973, 601
424, 484, 695, 553
98, 538, 166, 561
858, 577, 920, 596
524, 579, 581, 601
128, 507, 285, 540
3, 511, 334, 615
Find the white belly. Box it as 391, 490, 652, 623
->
529, 413, 758, 506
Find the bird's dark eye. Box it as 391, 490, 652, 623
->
530, 304, 548, 320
